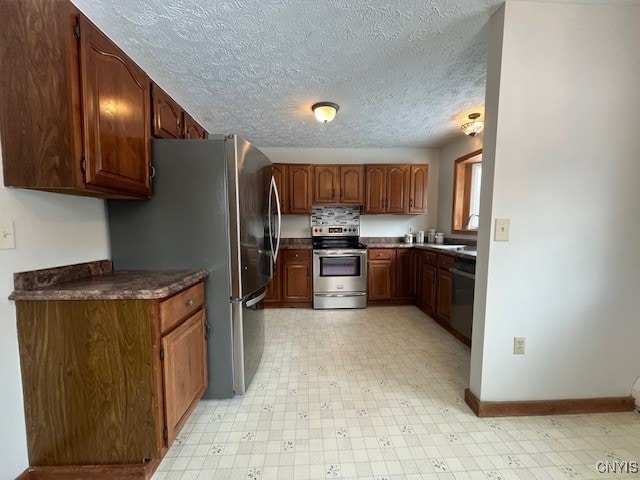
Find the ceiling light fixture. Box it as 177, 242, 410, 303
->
461, 113, 484, 137
312, 102, 339, 123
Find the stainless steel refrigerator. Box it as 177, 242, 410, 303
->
108, 135, 281, 398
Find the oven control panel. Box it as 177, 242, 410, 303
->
312, 225, 360, 237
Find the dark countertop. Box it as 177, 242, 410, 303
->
278, 237, 477, 259
279, 238, 313, 250
9, 260, 209, 301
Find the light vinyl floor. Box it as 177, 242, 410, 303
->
154, 306, 640, 480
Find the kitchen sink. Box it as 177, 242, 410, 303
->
429, 244, 467, 250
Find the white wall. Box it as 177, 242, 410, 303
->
260, 147, 439, 238
471, 2, 640, 401
0, 142, 110, 477
436, 135, 483, 239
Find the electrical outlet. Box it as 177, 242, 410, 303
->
495, 218, 510, 242
513, 337, 525, 355
0, 219, 16, 249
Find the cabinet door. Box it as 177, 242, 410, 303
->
288, 165, 312, 214
162, 310, 207, 445
281, 250, 311, 302
364, 165, 386, 213
437, 269, 453, 323
339, 165, 364, 204
394, 249, 413, 299
272, 164, 288, 214
152, 83, 183, 139
420, 261, 437, 314
386, 165, 408, 213
313, 165, 339, 204
367, 260, 394, 300
183, 112, 208, 139
408, 165, 428, 213
78, 15, 151, 197
264, 259, 282, 304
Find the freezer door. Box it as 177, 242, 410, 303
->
232, 287, 267, 394
227, 136, 273, 299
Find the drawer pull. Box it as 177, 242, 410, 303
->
186, 299, 194, 306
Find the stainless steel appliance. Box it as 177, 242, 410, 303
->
450, 257, 476, 341
108, 136, 282, 398
312, 225, 367, 309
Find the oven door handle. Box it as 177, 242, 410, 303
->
313, 252, 366, 257
314, 293, 367, 298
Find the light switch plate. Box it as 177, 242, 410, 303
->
0, 219, 16, 249
494, 218, 510, 242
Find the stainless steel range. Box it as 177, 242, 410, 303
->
312, 225, 367, 309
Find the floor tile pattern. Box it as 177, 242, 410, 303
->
154, 306, 640, 480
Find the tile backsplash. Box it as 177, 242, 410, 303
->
311, 206, 360, 226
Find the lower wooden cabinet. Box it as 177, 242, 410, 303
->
419, 259, 437, 313
367, 249, 395, 300
395, 249, 414, 299
161, 309, 207, 445
264, 258, 282, 303
15, 281, 207, 471
264, 249, 312, 307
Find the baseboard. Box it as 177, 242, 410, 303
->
263, 302, 312, 308
17, 461, 159, 480
464, 388, 636, 417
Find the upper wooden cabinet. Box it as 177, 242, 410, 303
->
364, 164, 427, 214
339, 165, 364, 204
313, 165, 364, 205
313, 165, 339, 204
364, 165, 387, 213
79, 15, 152, 197
287, 165, 312, 214
152, 84, 183, 139
409, 165, 428, 213
0, 0, 153, 198
183, 112, 208, 140
152, 84, 208, 140
272, 164, 288, 214
386, 165, 409, 213
266, 163, 423, 213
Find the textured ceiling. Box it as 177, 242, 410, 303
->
70, 0, 629, 147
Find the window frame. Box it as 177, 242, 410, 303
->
451, 149, 482, 235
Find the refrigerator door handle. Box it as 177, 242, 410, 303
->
245, 289, 268, 308
271, 176, 282, 263
268, 176, 275, 265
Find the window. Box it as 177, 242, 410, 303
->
452, 149, 482, 234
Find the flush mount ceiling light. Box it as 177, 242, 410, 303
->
461, 112, 484, 136
312, 102, 339, 123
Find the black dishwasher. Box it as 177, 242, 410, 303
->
450, 257, 476, 341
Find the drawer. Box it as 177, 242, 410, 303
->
368, 248, 395, 260
282, 249, 311, 262
159, 282, 205, 334
421, 250, 437, 266
438, 253, 456, 270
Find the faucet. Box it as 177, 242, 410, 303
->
466, 214, 480, 229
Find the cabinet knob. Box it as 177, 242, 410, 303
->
186, 299, 194, 306
295, 254, 299, 258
